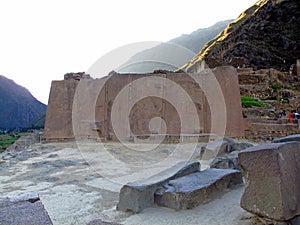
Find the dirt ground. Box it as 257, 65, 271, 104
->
0, 141, 254, 225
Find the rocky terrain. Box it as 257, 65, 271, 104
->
182, 0, 300, 71
236, 67, 300, 142
0, 75, 46, 130
0, 140, 254, 225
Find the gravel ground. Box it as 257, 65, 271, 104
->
0, 141, 253, 225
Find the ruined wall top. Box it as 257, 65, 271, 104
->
64, 72, 92, 81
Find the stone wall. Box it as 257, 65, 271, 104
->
237, 66, 300, 141
44, 80, 78, 140
44, 67, 245, 141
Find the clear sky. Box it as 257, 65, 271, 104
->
0, 0, 258, 104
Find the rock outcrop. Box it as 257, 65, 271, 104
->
182, 0, 300, 72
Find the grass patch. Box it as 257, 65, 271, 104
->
241, 96, 267, 108
270, 83, 281, 91
0, 134, 19, 150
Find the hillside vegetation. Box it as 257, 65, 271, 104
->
0, 75, 46, 130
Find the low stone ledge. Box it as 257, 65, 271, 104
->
154, 168, 243, 210
117, 161, 200, 213
238, 142, 300, 221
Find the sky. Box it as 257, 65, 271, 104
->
0, 0, 258, 104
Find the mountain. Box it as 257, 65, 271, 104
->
0, 75, 47, 130
118, 20, 232, 73
182, 0, 300, 72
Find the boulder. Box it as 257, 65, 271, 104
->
117, 161, 200, 213
154, 168, 243, 210
238, 142, 300, 221
272, 134, 300, 143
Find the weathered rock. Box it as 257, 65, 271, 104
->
0, 192, 53, 225
117, 161, 200, 213
7, 132, 41, 151
238, 142, 300, 221
200, 140, 230, 160
272, 134, 300, 143
154, 168, 243, 210
210, 151, 239, 169
230, 142, 254, 151
201, 137, 254, 161
289, 215, 300, 225
87, 219, 122, 225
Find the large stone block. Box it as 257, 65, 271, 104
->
117, 161, 200, 213
154, 168, 243, 210
238, 142, 300, 221
44, 80, 78, 140
0, 192, 53, 225
272, 134, 300, 143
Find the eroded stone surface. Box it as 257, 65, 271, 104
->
117, 161, 200, 213
0, 192, 53, 225
154, 168, 243, 210
238, 142, 300, 221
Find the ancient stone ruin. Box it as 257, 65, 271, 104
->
238, 140, 300, 224
44, 66, 244, 141
117, 161, 243, 213
237, 66, 300, 141
0, 192, 53, 225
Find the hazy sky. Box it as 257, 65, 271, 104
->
0, 0, 258, 104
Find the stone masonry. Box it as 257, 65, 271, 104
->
44, 66, 244, 141
238, 142, 300, 221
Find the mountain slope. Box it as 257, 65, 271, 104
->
182, 0, 300, 72
118, 20, 232, 73
0, 75, 46, 129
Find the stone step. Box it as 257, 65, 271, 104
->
154, 168, 243, 210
